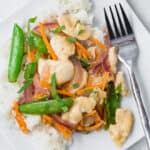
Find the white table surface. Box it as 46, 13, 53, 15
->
0, 0, 150, 150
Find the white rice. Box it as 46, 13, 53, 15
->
0, 0, 105, 150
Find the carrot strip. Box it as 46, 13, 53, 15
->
40, 80, 51, 90
77, 122, 104, 131
33, 93, 45, 100
76, 72, 109, 95
87, 76, 93, 86
42, 115, 72, 140
100, 72, 109, 90
27, 48, 37, 62
12, 101, 30, 134
39, 23, 58, 60
57, 90, 75, 97
89, 37, 108, 51
75, 41, 91, 59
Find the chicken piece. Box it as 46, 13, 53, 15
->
108, 47, 118, 74
87, 46, 97, 60
67, 69, 88, 93
115, 71, 129, 96
62, 96, 97, 124
58, 15, 91, 40
50, 34, 75, 60
38, 58, 74, 86
109, 109, 133, 146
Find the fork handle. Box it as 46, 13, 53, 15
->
128, 68, 150, 149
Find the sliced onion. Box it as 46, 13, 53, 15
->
19, 83, 34, 104
32, 22, 59, 35
33, 73, 50, 95
51, 114, 76, 129
90, 51, 110, 74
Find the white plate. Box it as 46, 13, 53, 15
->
0, 0, 149, 150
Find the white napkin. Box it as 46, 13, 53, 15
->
127, 0, 150, 32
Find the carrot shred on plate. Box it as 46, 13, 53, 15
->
76, 72, 109, 95
27, 48, 37, 62
40, 80, 51, 90
89, 37, 108, 51
42, 115, 72, 140
75, 41, 91, 59
39, 23, 58, 60
12, 101, 30, 134
77, 110, 105, 131
33, 93, 45, 100
57, 89, 75, 97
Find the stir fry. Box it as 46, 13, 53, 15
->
8, 14, 133, 146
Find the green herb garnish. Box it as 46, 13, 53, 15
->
76, 56, 90, 70
27, 16, 37, 32
74, 20, 81, 27
17, 79, 33, 93
78, 29, 85, 35
72, 83, 80, 89
52, 25, 66, 33
66, 36, 76, 43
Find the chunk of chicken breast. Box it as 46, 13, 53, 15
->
38, 58, 74, 86
109, 109, 133, 146
108, 47, 118, 74
115, 71, 129, 96
58, 15, 91, 40
50, 34, 75, 60
62, 96, 97, 124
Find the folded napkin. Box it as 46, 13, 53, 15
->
127, 0, 150, 32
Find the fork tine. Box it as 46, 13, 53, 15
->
109, 6, 121, 37
119, 3, 133, 34
114, 4, 126, 36
104, 8, 115, 40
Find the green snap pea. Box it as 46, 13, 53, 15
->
27, 32, 48, 54
8, 24, 24, 82
19, 97, 73, 115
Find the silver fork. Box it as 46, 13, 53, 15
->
104, 3, 150, 149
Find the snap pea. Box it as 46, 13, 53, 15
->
19, 97, 73, 114
27, 32, 48, 54
8, 24, 24, 82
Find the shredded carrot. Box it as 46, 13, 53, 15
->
42, 115, 72, 140
95, 49, 101, 59
77, 122, 104, 131
75, 41, 91, 59
39, 23, 58, 60
57, 90, 75, 97
40, 80, 51, 90
27, 48, 37, 62
76, 72, 109, 95
77, 110, 105, 131
33, 93, 45, 100
100, 72, 109, 90
89, 37, 108, 51
76, 86, 98, 95
12, 101, 30, 134
87, 76, 93, 86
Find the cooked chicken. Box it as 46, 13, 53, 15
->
67, 68, 88, 93
108, 47, 118, 74
61, 96, 97, 124
58, 15, 91, 40
109, 109, 133, 146
50, 34, 75, 60
87, 46, 97, 59
115, 72, 129, 96
38, 58, 74, 86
